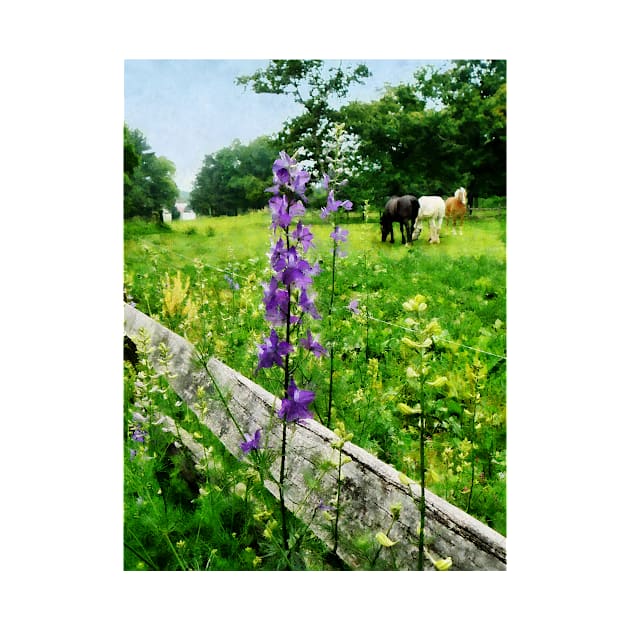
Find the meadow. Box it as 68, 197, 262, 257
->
123, 207, 506, 570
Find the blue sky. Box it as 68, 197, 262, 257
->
124, 59, 450, 192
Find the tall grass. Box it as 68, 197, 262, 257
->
124, 208, 506, 567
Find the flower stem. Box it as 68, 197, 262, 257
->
466, 365, 479, 513
332, 445, 343, 554
418, 354, 426, 571
326, 241, 338, 428
279, 228, 292, 562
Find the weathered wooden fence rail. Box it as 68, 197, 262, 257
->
124, 303, 506, 570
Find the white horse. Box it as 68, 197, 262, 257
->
412, 196, 446, 243
445, 187, 468, 235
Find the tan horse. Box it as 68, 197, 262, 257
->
445, 187, 468, 235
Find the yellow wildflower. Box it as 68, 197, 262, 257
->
375, 532, 398, 547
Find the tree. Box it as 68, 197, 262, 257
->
340, 85, 441, 203
412, 60, 507, 205
124, 123, 140, 188
124, 126, 178, 220
189, 136, 279, 216
338, 61, 506, 208
236, 60, 370, 177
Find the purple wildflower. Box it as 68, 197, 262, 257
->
272, 151, 294, 185
299, 329, 327, 358
320, 190, 353, 219
330, 226, 349, 243
278, 378, 315, 424
289, 199, 306, 220
321, 173, 331, 191
131, 428, 146, 443
269, 195, 291, 229
224, 274, 240, 291
291, 221, 315, 253
257, 328, 293, 371
240, 428, 262, 455
348, 299, 360, 314
309, 260, 322, 277
298, 289, 321, 320
317, 498, 333, 511
277, 247, 314, 290
291, 170, 310, 198
262, 279, 294, 325
269, 238, 287, 268
269, 196, 306, 231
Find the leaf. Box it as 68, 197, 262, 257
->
434, 557, 453, 571
427, 376, 448, 388
375, 532, 398, 547
397, 403, 416, 416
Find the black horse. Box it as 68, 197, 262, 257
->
380, 195, 420, 244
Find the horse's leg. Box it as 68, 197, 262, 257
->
400, 221, 407, 245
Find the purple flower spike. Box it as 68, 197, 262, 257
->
131, 428, 146, 443
298, 289, 321, 320
291, 221, 315, 253
224, 274, 239, 291
289, 199, 306, 222
279, 247, 314, 290
299, 329, 327, 357
262, 278, 294, 326
257, 329, 293, 371
240, 428, 262, 455
269, 239, 287, 269
269, 195, 291, 229
320, 190, 352, 219
272, 151, 295, 184
278, 378, 315, 424
330, 226, 349, 243
292, 170, 310, 198
348, 299, 360, 314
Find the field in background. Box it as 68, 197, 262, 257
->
124, 208, 507, 558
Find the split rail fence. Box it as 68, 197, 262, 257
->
124, 303, 506, 570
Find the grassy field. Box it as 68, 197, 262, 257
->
125, 208, 505, 270
124, 208, 506, 569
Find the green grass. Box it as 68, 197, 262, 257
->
124, 208, 507, 568
125, 210, 505, 271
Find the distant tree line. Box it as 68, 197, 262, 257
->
124, 60, 505, 220
124, 124, 178, 221
189, 137, 278, 216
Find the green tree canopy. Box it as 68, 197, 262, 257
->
124, 125, 178, 220
338, 60, 506, 207
412, 60, 506, 203
184, 60, 506, 216
189, 136, 279, 216
236, 60, 371, 178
